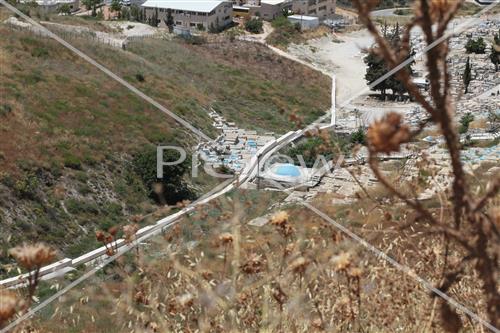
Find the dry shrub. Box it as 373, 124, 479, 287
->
353, 0, 500, 328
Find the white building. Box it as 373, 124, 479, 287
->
287, 14, 319, 30
292, 0, 336, 19
141, 0, 233, 32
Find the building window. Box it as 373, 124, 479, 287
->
176, 21, 182, 25
318, 5, 326, 11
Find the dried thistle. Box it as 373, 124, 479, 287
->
104, 235, 114, 245
96, 229, 118, 257
271, 211, 294, 238
284, 243, 295, 256
9, 243, 55, 271
331, 252, 351, 272
270, 211, 289, 226
240, 253, 265, 274
348, 267, 363, 279
176, 293, 194, 308
367, 113, 410, 154
218, 232, 234, 246
95, 230, 105, 242
0, 290, 19, 325
134, 290, 149, 305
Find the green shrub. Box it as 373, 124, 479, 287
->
245, 18, 263, 34
135, 73, 145, 82
24, 70, 44, 84
459, 112, 474, 134
66, 198, 100, 215
74, 171, 89, 183
64, 154, 82, 170
57, 3, 72, 15
178, 34, 206, 45
350, 127, 366, 145
14, 173, 39, 200
465, 37, 486, 54
31, 47, 49, 58
267, 16, 302, 47
0, 104, 12, 116
132, 145, 195, 204
0, 172, 14, 187
77, 183, 92, 195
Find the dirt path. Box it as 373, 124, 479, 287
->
286, 29, 373, 104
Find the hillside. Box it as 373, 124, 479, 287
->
0, 18, 330, 264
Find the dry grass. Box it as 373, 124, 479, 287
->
9, 177, 494, 332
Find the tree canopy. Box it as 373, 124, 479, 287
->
491, 30, 499, 71
364, 22, 414, 100
465, 37, 486, 54
132, 146, 195, 205
463, 56, 472, 94
245, 18, 264, 34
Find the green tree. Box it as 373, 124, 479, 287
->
491, 30, 499, 72
364, 23, 413, 100
121, 6, 130, 20
463, 56, 472, 94
110, 0, 121, 15
82, 0, 100, 16
165, 8, 174, 33
491, 45, 499, 72
57, 3, 71, 15
459, 112, 474, 134
153, 8, 159, 27
364, 51, 390, 99
465, 37, 486, 54
132, 146, 194, 205
130, 4, 142, 22
286, 137, 329, 168
350, 127, 366, 145
245, 18, 263, 34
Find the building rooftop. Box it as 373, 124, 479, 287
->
287, 15, 319, 21
141, 0, 228, 12
261, 0, 290, 5
21, 0, 76, 5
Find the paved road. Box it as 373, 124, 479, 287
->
370, 8, 411, 17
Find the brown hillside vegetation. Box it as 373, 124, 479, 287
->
0, 20, 330, 259
19, 181, 497, 332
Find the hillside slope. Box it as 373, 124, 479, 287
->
0, 20, 330, 265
